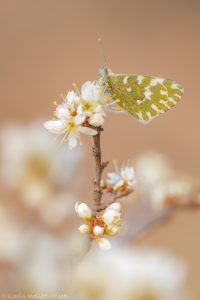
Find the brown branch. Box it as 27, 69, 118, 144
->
98, 189, 134, 211
92, 126, 109, 212
124, 207, 171, 242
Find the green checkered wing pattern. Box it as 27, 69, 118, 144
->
103, 69, 184, 123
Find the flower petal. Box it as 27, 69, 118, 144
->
81, 81, 100, 101
102, 209, 120, 225
93, 225, 104, 236
79, 126, 97, 136
43, 119, 67, 134
74, 114, 86, 125
105, 225, 121, 235
56, 104, 70, 119
107, 172, 120, 184
68, 130, 78, 150
89, 113, 105, 126
113, 179, 125, 190
121, 167, 134, 181
79, 224, 91, 234
98, 238, 111, 251
66, 90, 79, 105
107, 202, 121, 212
75, 202, 92, 220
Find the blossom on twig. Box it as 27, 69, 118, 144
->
102, 161, 136, 196
75, 202, 122, 250
44, 81, 107, 149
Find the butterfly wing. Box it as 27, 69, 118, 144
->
105, 73, 184, 123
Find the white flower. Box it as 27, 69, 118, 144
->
73, 247, 187, 299
134, 151, 172, 188
79, 81, 107, 126
0, 121, 83, 207
79, 224, 91, 234
75, 202, 92, 221
134, 151, 199, 209
93, 225, 104, 236
44, 81, 108, 149
97, 237, 111, 251
76, 201, 122, 249
107, 163, 136, 191
38, 192, 77, 227
151, 178, 195, 211
55, 91, 80, 119
44, 115, 97, 150
0, 206, 25, 262
23, 233, 70, 294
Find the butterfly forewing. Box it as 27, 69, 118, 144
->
105, 74, 184, 123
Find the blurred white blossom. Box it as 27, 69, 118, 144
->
0, 206, 26, 262
22, 233, 71, 294
72, 247, 187, 300
20, 230, 90, 294
39, 192, 77, 226
134, 151, 172, 188
151, 176, 198, 211
134, 151, 199, 210
0, 121, 83, 210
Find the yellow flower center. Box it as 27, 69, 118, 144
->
83, 101, 93, 111
24, 154, 50, 179
126, 286, 160, 300
68, 121, 77, 130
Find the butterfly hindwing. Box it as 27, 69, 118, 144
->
104, 73, 184, 123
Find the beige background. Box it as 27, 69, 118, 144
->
0, 0, 200, 298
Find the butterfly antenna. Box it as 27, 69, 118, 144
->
98, 38, 108, 66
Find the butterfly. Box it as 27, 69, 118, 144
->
99, 67, 184, 124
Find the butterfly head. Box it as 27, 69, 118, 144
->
99, 66, 109, 78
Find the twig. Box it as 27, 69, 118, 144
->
98, 189, 134, 211
92, 126, 109, 212
124, 207, 171, 242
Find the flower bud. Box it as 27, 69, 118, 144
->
98, 238, 111, 251
79, 224, 91, 234
100, 179, 106, 188
75, 202, 92, 220
105, 225, 121, 236
107, 202, 121, 212
89, 113, 105, 126
93, 225, 104, 236
102, 208, 120, 225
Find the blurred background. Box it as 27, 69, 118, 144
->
0, 0, 200, 299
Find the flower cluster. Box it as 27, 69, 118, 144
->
150, 177, 198, 210
75, 202, 122, 250
44, 81, 107, 149
102, 162, 136, 194
73, 247, 187, 300
134, 151, 200, 210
